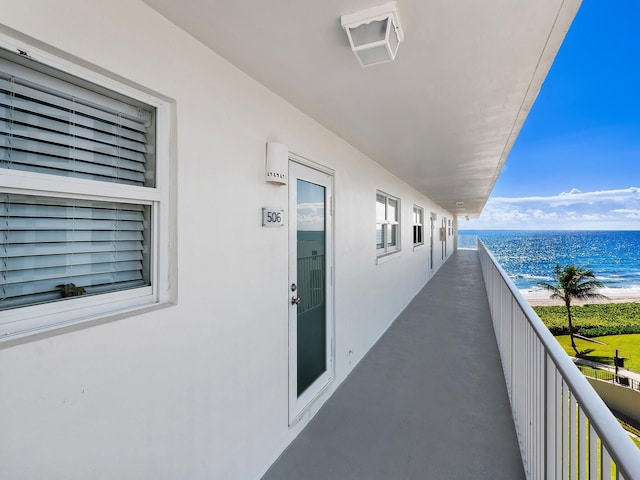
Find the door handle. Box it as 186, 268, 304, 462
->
291, 296, 301, 305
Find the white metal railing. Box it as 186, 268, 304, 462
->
297, 255, 324, 314
478, 239, 640, 480
576, 364, 640, 392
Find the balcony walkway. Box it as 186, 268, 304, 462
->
263, 249, 525, 479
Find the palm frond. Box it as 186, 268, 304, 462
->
536, 264, 608, 303
536, 281, 565, 301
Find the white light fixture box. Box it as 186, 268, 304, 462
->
341, 2, 404, 67
265, 142, 288, 185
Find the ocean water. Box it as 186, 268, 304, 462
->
459, 230, 640, 296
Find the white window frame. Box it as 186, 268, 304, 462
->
376, 190, 400, 257
0, 36, 172, 341
412, 205, 424, 248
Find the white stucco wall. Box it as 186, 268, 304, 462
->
587, 378, 640, 425
0, 1, 455, 478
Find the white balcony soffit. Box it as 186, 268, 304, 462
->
143, 0, 581, 216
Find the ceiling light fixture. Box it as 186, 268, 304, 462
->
341, 2, 404, 67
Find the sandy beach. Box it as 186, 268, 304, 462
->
524, 290, 640, 307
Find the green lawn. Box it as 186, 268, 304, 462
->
554, 334, 640, 372
533, 302, 640, 337
534, 302, 640, 371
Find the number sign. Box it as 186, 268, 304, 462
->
262, 207, 284, 227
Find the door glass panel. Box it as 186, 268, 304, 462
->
296, 179, 326, 396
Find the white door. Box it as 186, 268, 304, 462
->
288, 161, 334, 422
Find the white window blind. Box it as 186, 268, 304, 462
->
1, 193, 149, 310
0, 51, 155, 313
0, 62, 153, 186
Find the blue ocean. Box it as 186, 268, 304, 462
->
459, 230, 640, 296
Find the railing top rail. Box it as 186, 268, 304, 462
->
297, 254, 325, 261
478, 239, 640, 478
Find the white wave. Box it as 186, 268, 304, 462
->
598, 286, 640, 296
597, 276, 623, 282
521, 285, 640, 300
513, 273, 554, 281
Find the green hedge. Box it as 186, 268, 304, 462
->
532, 302, 640, 337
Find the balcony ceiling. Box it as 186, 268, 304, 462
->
143, 0, 580, 217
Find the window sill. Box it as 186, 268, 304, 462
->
376, 250, 401, 265
413, 244, 425, 252
0, 286, 174, 346
0, 300, 175, 349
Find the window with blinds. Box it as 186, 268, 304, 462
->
413, 205, 424, 246
0, 49, 156, 313
376, 191, 400, 256
0, 56, 154, 187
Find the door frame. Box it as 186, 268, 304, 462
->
288, 155, 335, 424
430, 212, 436, 271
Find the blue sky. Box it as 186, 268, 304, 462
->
464, 0, 640, 230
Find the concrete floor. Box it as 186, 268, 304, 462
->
262, 249, 526, 480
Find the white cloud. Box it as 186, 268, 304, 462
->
582, 213, 607, 221
297, 202, 325, 231
561, 188, 582, 196
490, 187, 640, 207
611, 208, 640, 219
463, 187, 640, 230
